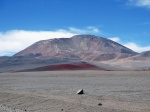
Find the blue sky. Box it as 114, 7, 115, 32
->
0, 0, 150, 55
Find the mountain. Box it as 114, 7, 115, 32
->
14, 35, 137, 61
0, 35, 141, 72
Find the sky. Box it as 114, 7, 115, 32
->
0, 0, 150, 56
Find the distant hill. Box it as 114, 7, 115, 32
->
126, 51, 150, 60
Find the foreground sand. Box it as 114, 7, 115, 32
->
0, 71, 150, 112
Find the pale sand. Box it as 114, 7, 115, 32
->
0, 71, 150, 112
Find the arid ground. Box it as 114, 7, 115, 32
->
0, 71, 150, 112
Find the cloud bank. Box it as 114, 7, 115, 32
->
0, 30, 76, 56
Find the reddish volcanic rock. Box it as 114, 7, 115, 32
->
18, 62, 106, 72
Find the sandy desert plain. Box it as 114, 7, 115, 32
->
0, 70, 149, 112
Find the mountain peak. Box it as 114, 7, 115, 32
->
14, 35, 137, 61
71, 34, 99, 38
71, 34, 105, 40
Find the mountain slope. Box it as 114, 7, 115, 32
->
100, 51, 150, 71
129, 51, 150, 60
14, 35, 137, 61
17, 62, 106, 72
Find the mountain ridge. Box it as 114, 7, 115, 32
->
1, 34, 150, 72
14, 35, 137, 61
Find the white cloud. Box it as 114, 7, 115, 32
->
108, 37, 150, 52
108, 37, 120, 42
68, 26, 100, 34
108, 37, 150, 53
128, 0, 150, 8
86, 26, 100, 33
0, 30, 76, 56
124, 42, 150, 52
68, 27, 85, 34
0, 26, 100, 56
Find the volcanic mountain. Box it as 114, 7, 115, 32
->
0, 35, 140, 72
15, 35, 137, 61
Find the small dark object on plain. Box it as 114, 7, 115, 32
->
98, 103, 102, 106
61, 109, 63, 111
76, 89, 84, 95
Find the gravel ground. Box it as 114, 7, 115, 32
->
0, 70, 150, 112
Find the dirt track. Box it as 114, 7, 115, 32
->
0, 71, 150, 112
